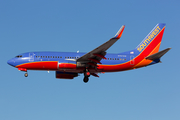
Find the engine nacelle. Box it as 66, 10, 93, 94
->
56, 71, 78, 79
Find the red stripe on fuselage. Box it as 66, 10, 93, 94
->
16, 61, 58, 70
58, 63, 77, 69
16, 61, 78, 71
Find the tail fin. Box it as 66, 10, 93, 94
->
136, 23, 166, 55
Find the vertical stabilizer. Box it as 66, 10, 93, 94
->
136, 23, 166, 55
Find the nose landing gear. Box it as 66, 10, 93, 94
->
24, 72, 28, 77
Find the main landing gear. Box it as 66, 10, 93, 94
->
83, 69, 90, 83
83, 76, 89, 83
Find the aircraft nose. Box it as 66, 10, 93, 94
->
7, 59, 15, 67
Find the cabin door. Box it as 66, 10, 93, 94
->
29, 53, 34, 61
130, 55, 134, 65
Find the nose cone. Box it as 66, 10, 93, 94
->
7, 59, 15, 67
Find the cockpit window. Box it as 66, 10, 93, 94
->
15, 55, 22, 58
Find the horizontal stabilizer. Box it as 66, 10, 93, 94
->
145, 48, 171, 60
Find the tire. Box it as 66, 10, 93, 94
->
83, 77, 89, 83
24, 73, 28, 77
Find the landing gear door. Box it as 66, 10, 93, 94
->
29, 53, 34, 61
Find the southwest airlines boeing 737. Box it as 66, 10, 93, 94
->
7, 23, 171, 83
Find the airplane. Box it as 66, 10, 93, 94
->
7, 23, 171, 83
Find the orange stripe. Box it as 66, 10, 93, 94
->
133, 42, 161, 68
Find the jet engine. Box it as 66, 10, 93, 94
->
56, 71, 78, 79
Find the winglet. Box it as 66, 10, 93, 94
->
113, 25, 125, 39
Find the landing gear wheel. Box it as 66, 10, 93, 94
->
24, 73, 28, 77
83, 77, 89, 83
83, 69, 90, 83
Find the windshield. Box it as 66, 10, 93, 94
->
15, 55, 22, 58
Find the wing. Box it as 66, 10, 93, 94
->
76, 25, 125, 68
